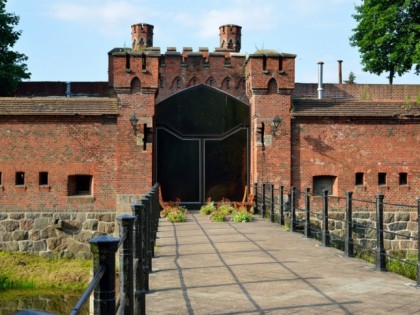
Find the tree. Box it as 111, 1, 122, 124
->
0, 0, 30, 96
345, 71, 356, 84
350, 0, 419, 84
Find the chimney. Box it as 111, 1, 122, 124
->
66, 81, 71, 98
337, 60, 343, 84
317, 61, 324, 99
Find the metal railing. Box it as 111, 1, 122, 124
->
24, 183, 161, 315
255, 182, 420, 285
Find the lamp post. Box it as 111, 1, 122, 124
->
271, 115, 281, 136
130, 113, 139, 135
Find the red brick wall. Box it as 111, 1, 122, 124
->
293, 83, 420, 101
156, 49, 247, 103
0, 116, 118, 211
291, 118, 420, 204
246, 54, 296, 189
16, 82, 109, 97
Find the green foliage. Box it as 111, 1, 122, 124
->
161, 206, 187, 223
209, 211, 226, 222
0, 0, 31, 95
386, 251, 417, 280
0, 251, 91, 291
349, 0, 419, 84
231, 208, 253, 223
345, 71, 356, 84
199, 202, 216, 215
218, 202, 235, 215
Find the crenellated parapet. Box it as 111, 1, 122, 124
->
245, 52, 296, 97
154, 47, 247, 102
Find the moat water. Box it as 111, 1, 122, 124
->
0, 289, 89, 315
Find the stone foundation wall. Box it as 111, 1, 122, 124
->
297, 208, 418, 251
0, 211, 116, 259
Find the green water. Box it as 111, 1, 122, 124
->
0, 289, 89, 315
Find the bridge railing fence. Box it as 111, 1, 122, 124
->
23, 183, 161, 315
254, 182, 420, 285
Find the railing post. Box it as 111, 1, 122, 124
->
345, 191, 354, 257
322, 189, 330, 247
376, 194, 386, 271
304, 187, 311, 238
132, 204, 146, 315
117, 214, 135, 315
253, 183, 258, 214
416, 197, 420, 287
290, 187, 296, 232
146, 193, 154, 273
262, 183, 266, 218
150, 184, 159, 257
279, 186, 284, 225
141, 196, 151, 291
270, 184, 275, 223
89, 235, 119, 315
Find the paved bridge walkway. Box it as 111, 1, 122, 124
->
146, 211, 420, 315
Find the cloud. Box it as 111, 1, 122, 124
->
46, 0, 153, 37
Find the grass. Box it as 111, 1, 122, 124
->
0, 251, 91, 291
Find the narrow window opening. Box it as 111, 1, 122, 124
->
263, 54, 267, 71
279, 56, 283, 72
39, 172, 48, 186
125, 52, 130, 70
0, 172, 2, 185
355, 172, 364, 186
16, 172, 25, 186
68, 175, 93, 196
142, 53, 146, 71
378, 172, 387, 186
399, 172, 408, 185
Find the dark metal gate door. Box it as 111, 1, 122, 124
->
155, 85, 250, 206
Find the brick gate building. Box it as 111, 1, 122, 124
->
1, 22, 419, 214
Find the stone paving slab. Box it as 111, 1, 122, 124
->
146, 212, 420, 315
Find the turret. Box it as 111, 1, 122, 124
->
219, 24, 242, 52
131, 23, 154, 50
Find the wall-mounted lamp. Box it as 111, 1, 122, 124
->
271, 115, 281, 136
129, 113, 139, 135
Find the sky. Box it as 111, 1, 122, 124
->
5, 0, 420, 84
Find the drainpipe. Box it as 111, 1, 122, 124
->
337, 60, 343, 85
317, 61, 324, 99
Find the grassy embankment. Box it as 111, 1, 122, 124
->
0, 251, 91, 292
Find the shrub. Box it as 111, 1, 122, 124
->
218, 202, 235, 215
199, 202, 216, 215
161, 206, 187, 223
209, 211, 226, 222
231, 208, 252, 223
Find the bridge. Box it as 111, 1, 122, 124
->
146, 212, 420, 314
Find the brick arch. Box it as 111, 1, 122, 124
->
205, 77, 216, 87
130, 77, 141, 94
236, 77, 246, 90
188, 77, 199, 87
221, 77, 231, 90
268, 78, 278, 94
170, 76, 183, 89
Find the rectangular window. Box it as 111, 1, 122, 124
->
68, 175, 93, 196
399, 172, 408, 185
0, 172, 2, 185
355, 172, 364, 186
378, 172, 387, 186
313, 176, 336, 195
39, 172, 48, 186
16, 172, 25, 185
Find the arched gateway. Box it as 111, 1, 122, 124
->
155, 84, 250, 207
